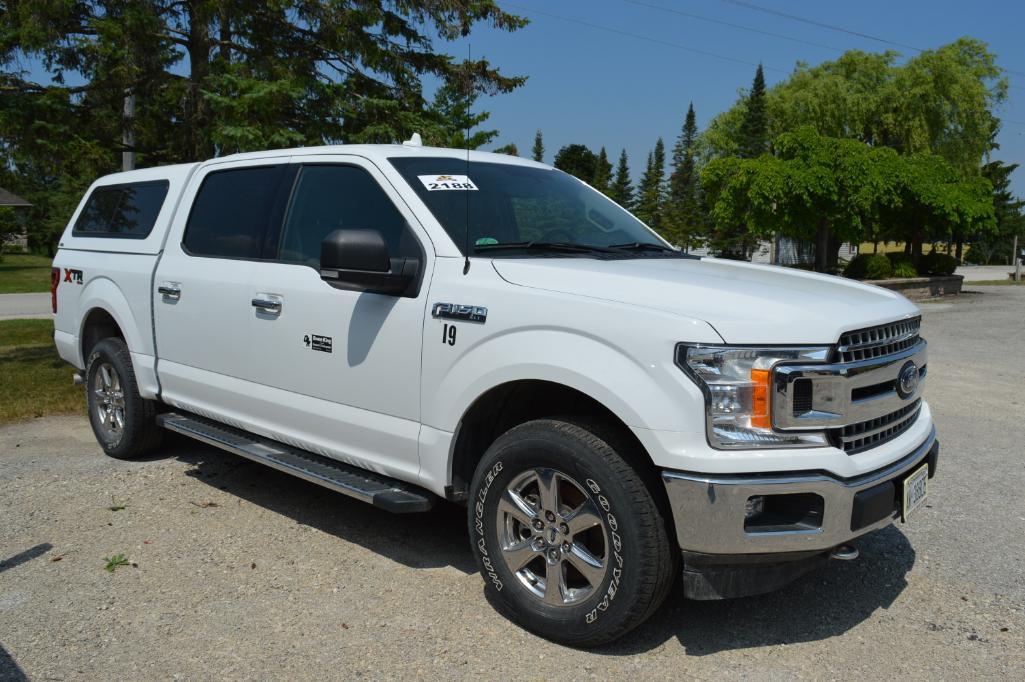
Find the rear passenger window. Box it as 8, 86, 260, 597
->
73, 181, 169, 238
184, 166, 284, 259
278, 165, 418, 266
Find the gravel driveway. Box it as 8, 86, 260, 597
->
2, 285, 1024, 680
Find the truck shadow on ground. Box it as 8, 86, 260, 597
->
167, 438, 915, 654
166, 437, 477, 574
601, 524, 916, 655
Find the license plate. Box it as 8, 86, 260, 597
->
901, 463, 929, 521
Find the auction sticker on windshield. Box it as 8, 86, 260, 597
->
418, 174, 478, 191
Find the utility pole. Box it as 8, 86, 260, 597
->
1014, 235, 1021, 282
122, 90, 135, 172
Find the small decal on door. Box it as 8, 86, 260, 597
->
303, 334, 333, 353
64, 268, 84, 284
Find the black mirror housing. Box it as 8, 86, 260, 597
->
319, 229, 418, 296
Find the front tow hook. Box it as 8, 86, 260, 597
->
830, 544, 860, 561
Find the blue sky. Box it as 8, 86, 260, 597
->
446, 0, 1025, 196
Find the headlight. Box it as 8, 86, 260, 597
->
676, 344, 830, 449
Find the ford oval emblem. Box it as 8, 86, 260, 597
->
897, 361, 919, 399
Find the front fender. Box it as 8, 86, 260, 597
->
424, 326, 712, 435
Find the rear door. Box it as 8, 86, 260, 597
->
153, 159, 295, 420
238, 156, 433, 482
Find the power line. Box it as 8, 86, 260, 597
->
500, 2, 783, 73
718, 0, 1025, 78
624, 0, 842, 54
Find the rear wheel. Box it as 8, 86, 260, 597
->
85, 337, 163, 459
468, 418, 675, 647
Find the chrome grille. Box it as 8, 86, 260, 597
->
837, 317, 921, 363
833, 399, 922, 455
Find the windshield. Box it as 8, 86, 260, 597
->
388, 157, 668, 256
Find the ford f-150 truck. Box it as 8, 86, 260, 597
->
52, 140, 938, 646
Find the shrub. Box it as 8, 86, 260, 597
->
921, 251, 958, 276
892, 262, 919, 278
845, 253, 892, 280
885, 251, 915, 268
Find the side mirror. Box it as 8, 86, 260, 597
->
319, 229, 418, 296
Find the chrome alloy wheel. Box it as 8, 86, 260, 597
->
92, 362, 126, 441
496, 467, 609, 606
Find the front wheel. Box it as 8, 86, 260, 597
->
468, 418, 676, 647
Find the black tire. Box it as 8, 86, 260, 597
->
84, 337, 163, 459
468, 418, 676, 647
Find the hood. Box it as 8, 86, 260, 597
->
491, 256, 920, 344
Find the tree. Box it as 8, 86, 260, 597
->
609, 149, 634, 209
553, 144, 598, 181
493, 142, 518, 156
738, 64, 768, 159
666, 103, 703, 249
701, 127, 995, 272
426, 82, 499, 150
592, 147, 612, 193
532, 129, 545, 162
634, 138, 666, 233
0, 1, 527, 252
973, 160, 1025, 263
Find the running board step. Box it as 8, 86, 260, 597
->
156, 412, 435, 513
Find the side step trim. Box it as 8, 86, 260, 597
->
157, 412, 435, 513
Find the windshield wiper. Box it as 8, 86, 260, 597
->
608, 242, 676, 252
474, 241, 616, 254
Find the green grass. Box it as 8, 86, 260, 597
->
0, 252, 53, 293
0, 319, 84, 424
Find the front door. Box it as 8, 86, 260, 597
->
239, 157, 432, 483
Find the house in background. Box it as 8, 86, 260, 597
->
0, 187, 32, 250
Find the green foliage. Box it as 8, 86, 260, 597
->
665, 103, 703, 249
970, 160, 1025, 264
608, 149, 634, 209
920, 251, 958, 276
493, 143, 518, 156
553, 144, 598, 181
845, 253, 892, 279
634, 138, 666, 232
532, 129, 544, 162
0, 1, 527, 253
103, 554, 130, 572
892, 262, 919, 278
738, 64, 768, 159
592, 147, 612, 193
702, 127, 996, 271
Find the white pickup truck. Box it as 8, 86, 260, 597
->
51, 141, 938, 646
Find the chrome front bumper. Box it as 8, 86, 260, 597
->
662, 427, 938, 554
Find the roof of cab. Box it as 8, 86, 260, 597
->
209, 143, 550, 170
93, 162, 200, 187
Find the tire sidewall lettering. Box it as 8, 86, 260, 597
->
474, 461, 504, 591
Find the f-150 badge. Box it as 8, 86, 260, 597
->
432, 303, 487, 324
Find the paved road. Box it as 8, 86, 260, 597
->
1, 286, 1024, 679
956, 264, 1019, 281
0, 293, 50, 320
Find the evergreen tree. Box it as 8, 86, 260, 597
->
428, 82, 499, 149
635, 138, 666, 233
609, 149, 634, 209
738, 64, 768, 159
972, 160, 1025, 263
532, 129, 545, 162
553, 144, 598, 181
667, 103, 703, 249
592, 146, 612, 193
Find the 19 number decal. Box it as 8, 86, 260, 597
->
442, 323, 456, 346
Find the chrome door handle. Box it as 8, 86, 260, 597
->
158, 284, 181, 301
251, 298, 282, 314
